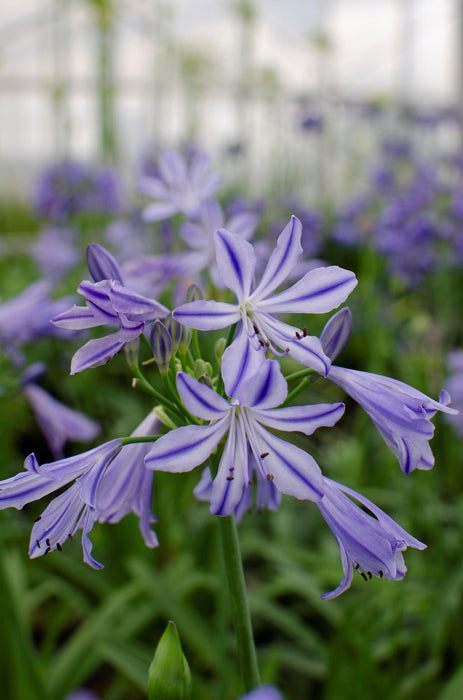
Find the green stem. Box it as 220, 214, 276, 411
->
217, 515, 260, 692
285, 367, 316, 383
281, 377, 310, 406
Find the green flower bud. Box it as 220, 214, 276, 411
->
148, 621, 192, 700
166, 314, 191, 354
124, 338, 140, 370
215, 336, 227, 362
193, 359, 212, 379
186, 283, 204, 302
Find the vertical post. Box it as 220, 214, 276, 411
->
95, 0, 117, 164
52, 0, 71, 159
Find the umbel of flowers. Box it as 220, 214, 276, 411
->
0, 180, 455, 600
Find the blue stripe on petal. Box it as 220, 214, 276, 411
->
177, 372, 230, 419
214, 229, 256, 301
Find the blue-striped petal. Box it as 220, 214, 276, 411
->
214, 228, 256, 301
177, 372, 230, 419
173, 299, 240, 330
145, 418, 230, 472
221, 323, 265, 398
251, 423, 324, 502
250, 216, 302, 301
257, 265, 357, 315
252, 402, 344, 434
210, 416, 248, 515
233, 359, 287, 409
70, 323, 143, 374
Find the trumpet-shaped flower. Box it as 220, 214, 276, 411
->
22, 380, 100, 459
0, 413, 160, 567
318, 477, 426, 599
145, 359, 344, 515
140, 149, 222, 221
174, 216, 357, 376
320, 308, 458, 472
53, 246, 169, 373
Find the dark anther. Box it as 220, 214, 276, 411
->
248, 479, 253, 485
36, 539, 41, 549
258, 338, 265, 347
360, 571, 368, 581
379, 570, 384, 578
229, 466, 235, 471
45, 547, 51, 555
226, 476, 234, 481
354, 563, 359, 569
56, 543, 62, 552
46, 538, 51, 547
34, 516, 42, 523
260, 452, 269, 458
266, 473, 274, 481
285, 347, 290, 353
302, 327, 308, 337
253, 324, 259, 334
367, 571, 372, 580
265, 341, 270, 348
295, 331, 301, 339
68, 533, 73, 541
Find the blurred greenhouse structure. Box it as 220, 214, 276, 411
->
1, 0, 463, 203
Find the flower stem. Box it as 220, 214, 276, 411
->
217, 515, 260, 692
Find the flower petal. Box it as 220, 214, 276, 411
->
257, 265, 357, 315
52, 304, 103, 330
109, 281, 169, 321
176, 372, 230, 419
221, 323, 265, 398
141, 201, 179, 222
250, 216, 302, 301
70, 323, 144, 374
253, 402, 345, 434
233, 359, 288, 409
251, 423, 324, 502
145, 418, 230, 472
320, 307, 352, 361
210, 416, 248, 515
214, 228, 256, 301
174, 299, 240, 330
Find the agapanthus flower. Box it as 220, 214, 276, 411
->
444, 350, 463, 435
318, 476, 426, 599
31, 227, 80, 281
145, 358, 344, 515
0, 412, 160, 568
33, 160, 120, 221
52, 245, 169, 374
140, 149, 222, 222
22, 369, 100, 459
320, 308, 457, 472
174, 216, 357, 376
0, 280, 76, 364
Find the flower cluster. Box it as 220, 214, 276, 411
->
0, 148, 456, 601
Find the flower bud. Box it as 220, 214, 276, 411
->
86, 243, 123, 282
165, 315, 191, 354
185, 283, 204, 303
214, 337, 227, 362
148, 621, 191, 700
193, 359, 212, 379
124, 338, 140, 370
150, 321, 172, 373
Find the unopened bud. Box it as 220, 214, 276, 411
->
185, 283, 204, 303
165, 314, 191, 354
124, 338, 140, 370
87, 243, 123, 282
148, 621, 191, 700
150, 320, 172, 373
215, 337, 227, 362
193, 359, 212, 379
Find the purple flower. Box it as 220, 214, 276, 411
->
0, 280, 77, 364
238, 686, 283, 700
140, 149, 222, 222
0, 440, 123, 568
321, 309, 457, 472
318, 476, 426, 599
0, 412, 160, 567
53, 245, 169, 373
31, 227, 80, 282
145, 359, 344, 515
22, 379, 100, 459
174, 216, 357, 377
33, 160, 121, 222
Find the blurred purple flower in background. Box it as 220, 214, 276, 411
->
31, 227, 80, 282
34, 160, 121, 222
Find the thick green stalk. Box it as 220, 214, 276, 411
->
217, 515, 260, 692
